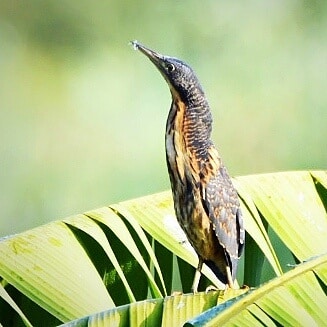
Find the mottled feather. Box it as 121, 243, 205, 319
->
201, 159, 245, 278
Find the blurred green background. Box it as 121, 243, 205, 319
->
0, 1, 326, 236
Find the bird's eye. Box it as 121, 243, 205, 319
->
166, 63, 175, 73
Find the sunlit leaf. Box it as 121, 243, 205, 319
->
59, 290, 248, 327
86, 206, 163, 298
186, 253, 327, 326
0, 222, 114, 322
119, 191, 225, 289
237, 171, 327, 260
0, 171, 326, 326
233, 177, 282, 283
63, 213, 136, 302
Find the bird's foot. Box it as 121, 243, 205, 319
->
205, 285, 218, 293
205, 284, 226, 293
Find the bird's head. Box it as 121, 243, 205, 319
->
131, 41, 204, 103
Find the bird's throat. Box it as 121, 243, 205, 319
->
165, 99, 187, 183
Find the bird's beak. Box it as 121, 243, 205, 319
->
131, 40, 177, 95
130, 40, 164, 70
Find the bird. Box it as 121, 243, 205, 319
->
131, 40, 245, 292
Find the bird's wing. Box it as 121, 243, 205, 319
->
199, 146, 244, 262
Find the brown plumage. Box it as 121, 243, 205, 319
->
132, 41, 245, 292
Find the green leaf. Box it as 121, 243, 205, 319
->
63, 213, 136, 302
59, 290, 248, 327
0, 171, 326, 326
233, 177, 282, 283
85, 206, 164, 299
0, 282, 33, 327
118, 191, 225, 289
0, 221, 114, 322
108, 204, 167, 296
186, 253, 327, 326
236, 171, 327, 260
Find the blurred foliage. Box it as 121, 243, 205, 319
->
0, 0, 326, 236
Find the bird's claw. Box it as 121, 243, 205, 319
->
205, 285, 219, 293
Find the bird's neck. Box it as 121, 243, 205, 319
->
165, 95, 213, 172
